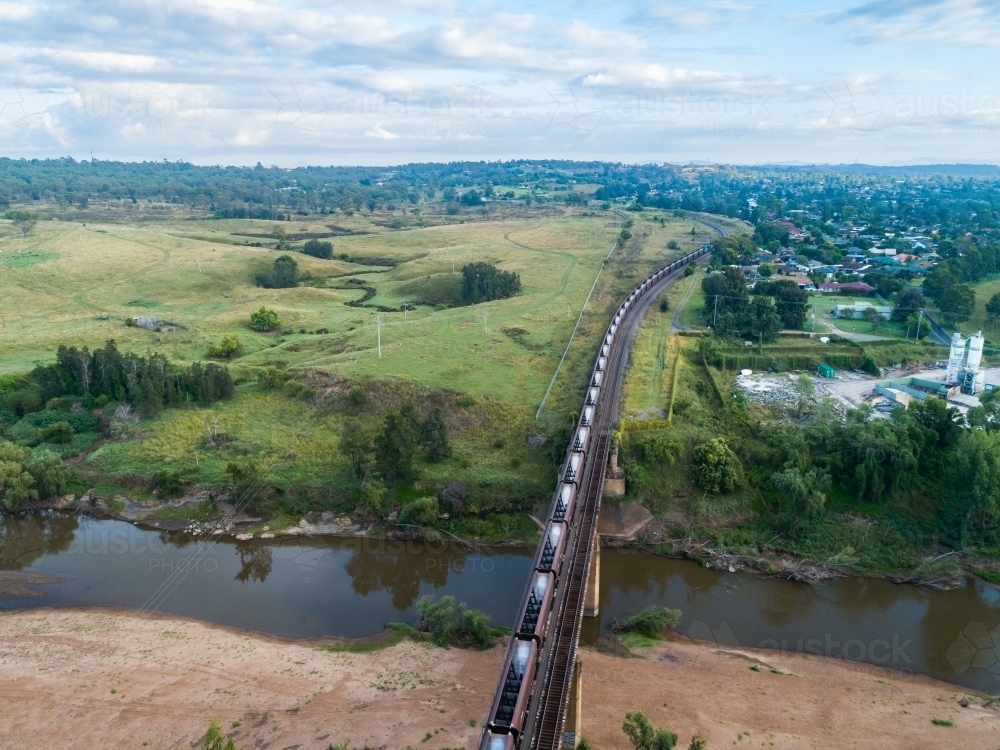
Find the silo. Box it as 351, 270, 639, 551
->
946, 332, 967, 385
967, 331, 985, 373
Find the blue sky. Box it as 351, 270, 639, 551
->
1, 0, 999, 165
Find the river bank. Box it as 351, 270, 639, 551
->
0, 608, 996, 749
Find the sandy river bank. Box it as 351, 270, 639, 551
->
0, 608, 996, 749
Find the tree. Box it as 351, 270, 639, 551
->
5, 210, 37, 235
892, 287, 924, 322
862, 305, 884, 333
692, 438, 742, 493
249, 306, 280, 331
339, 418, 376, 480
256, 254, 298, 288
211, 334, 240, 358
622, 712, 677, 750
986, 293, 1000, 324
753, 221, 790, 248
357, 479, 390, 517
420, 407, 452, 461
272, 225, 289, 250
302, 239, 333, 259
772, 280, 809, 329
947, 429, 1000, 548
938, 283, 975, 322
376, 406, 422, 478
0, 441, 38, 509
742, 295, 782, 341
461, 262, 521, 304
771, 467, 830, 524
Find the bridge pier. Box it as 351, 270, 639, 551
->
583, 532, 600, 618
562, 657, 584, 747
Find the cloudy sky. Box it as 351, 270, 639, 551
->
1, 0, 999, 166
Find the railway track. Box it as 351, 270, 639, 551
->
525, 258, 710, 750
481, 222, 731, 750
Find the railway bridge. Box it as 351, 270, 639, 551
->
480, 226, 726, 750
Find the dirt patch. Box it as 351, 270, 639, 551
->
581, 634, 1000, 750
0, 608, 504, 749
458, 321, 475, 328
0, 609, 994, 749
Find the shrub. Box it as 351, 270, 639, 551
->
211, 334, 241, 358
617, 605, 681, 638
249, 306, 280, 331
416, 595, 498, 648
0, 442, 69, 508
40, 420, 74, 444
348, 386, 367, 405
357, 480, 390, 517
692, 437, 743, 493
151, 470, 184, 498
257, 366, 291, 388
201, 720, 237, 750
398, 496, 439, 527
622, 712, 677, 750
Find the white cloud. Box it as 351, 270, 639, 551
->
811, 0, 1000, 47
0, 2, 33, 20
365, 122, 400, 138
37, 49, 162, 73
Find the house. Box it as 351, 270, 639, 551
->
818, 281, 875, 295
834, 302, 891, 320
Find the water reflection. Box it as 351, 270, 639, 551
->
0, 513, 533, 640
586, 548, 1000, 694
235, 543, 273, 584
0, 512, 78, 570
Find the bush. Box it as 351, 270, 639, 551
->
211, 334, 241, 358
249, 306, 280, 331
151, 469, 184, 498
398, 496, 439, 527
617, 605, 681, 638
348, 385, 367, 405
0, 442, 69, 508
200, 720, 236, 750
302, 239, 334, 259
416, 595, 498, 648
257, 366, 291, 388
357, 480, 390, 517
40, 421, 74, 444
692, 437, 743, 494
622, 712, 677, 750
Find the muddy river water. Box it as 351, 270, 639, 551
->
2, 512, 999, 694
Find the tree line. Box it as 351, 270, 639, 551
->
5, 340, 234, 419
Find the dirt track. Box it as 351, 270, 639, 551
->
0, 609, 996, 749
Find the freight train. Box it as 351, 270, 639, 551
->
478, 242, 713, 750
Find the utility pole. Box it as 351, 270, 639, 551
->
197, 256, 202, 272
917, 309, 924, 340
483, 309, 490, 334
713, 294, 719, 328
376, 314, 382, 358
403, 300, 409, 323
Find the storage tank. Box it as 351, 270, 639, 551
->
946, 332, 966, 384
967, 331, 985, 372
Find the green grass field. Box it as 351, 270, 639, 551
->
2, 207, 747, 509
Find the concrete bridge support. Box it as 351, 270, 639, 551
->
583, 532, 600, 618
562, 657, 583, 747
